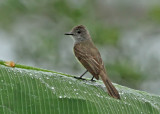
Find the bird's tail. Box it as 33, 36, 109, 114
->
100, 71, 120, 99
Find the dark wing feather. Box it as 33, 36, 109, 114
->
74, 42, 104, 80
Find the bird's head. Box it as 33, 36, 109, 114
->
65, 25, 91, 42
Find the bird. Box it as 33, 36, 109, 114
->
65, 25, 120, 99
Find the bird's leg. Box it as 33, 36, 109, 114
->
90, 76, 96, 82
74, 70, 88, 80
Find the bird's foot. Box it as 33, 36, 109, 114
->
90, 77, 96, 82
90, 79, 96, 82
74, 76, 86, 80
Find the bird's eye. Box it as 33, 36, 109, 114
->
77, 31, 81, 34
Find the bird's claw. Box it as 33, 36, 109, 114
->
90, 79, 96, 82
74, 76, 86, 80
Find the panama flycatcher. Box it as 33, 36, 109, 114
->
65, 25, 120, 99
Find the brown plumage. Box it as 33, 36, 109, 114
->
65, 25, 120, 99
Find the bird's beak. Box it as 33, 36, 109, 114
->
64, 32, 74, 35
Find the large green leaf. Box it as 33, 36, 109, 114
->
0, 60, 160, 114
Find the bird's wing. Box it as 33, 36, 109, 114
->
74, 43, 104, 80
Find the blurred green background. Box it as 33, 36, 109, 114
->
0, 0, 160, 95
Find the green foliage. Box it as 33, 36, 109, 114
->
93, 26, 120, 45
149, 6, 160, 23
53, 1, 84, 22
107, 63, 143, 89
0, 0, 27, 28
0, 61, 160, 114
